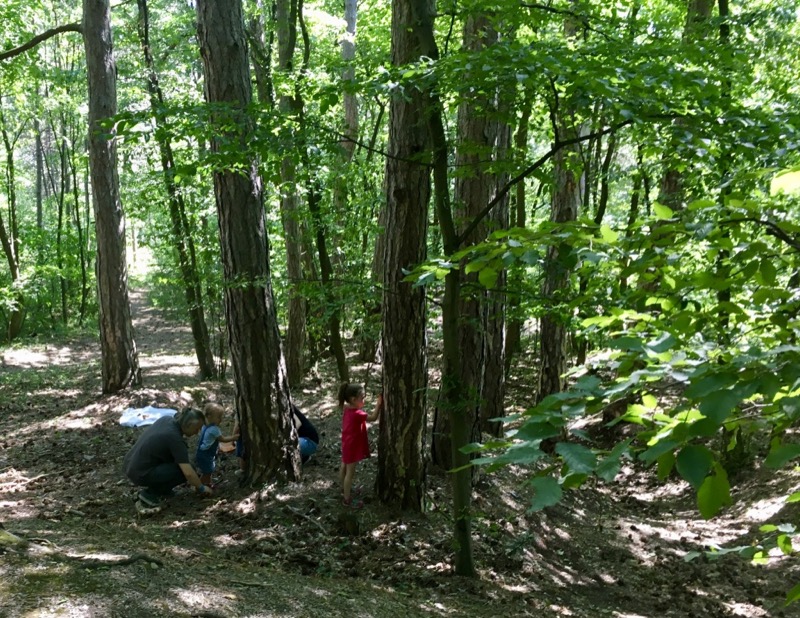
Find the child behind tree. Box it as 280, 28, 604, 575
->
196, 402, 239, 487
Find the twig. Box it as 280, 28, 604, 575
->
68, 552, 164, 570
229, 579, 272, 588
286, 506, 329, 535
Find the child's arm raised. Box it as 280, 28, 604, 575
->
366, 393, 383, 423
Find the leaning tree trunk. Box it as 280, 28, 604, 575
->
196, 0, 300, 484
375, 0, 429, 513
83, 0, 141, 392
136, 0, 216, 380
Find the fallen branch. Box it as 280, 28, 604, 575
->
69, 552, 164, 570
286, 505, 329, 535
229, 579, 272, 588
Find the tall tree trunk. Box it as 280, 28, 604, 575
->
276, 0, 306, 387
136, 0, 216, 380
537, 13, 583, 403
375, 0, 429, 514
658, 0, 713, 210
0, 110, 25, 341
432, 13, 508, 465
247, 0, 276, 107
407, 0, 476, 576
196, 0, 300, 483
83, 0, 141, 392
504, 93, 533, 376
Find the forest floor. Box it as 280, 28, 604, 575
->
1, 291, 799, 618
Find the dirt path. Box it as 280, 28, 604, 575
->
1, 291, 799, 617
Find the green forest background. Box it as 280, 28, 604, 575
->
2, 0, 800, 598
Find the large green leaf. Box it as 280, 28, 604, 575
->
765, 442, 800, 469
555, 442, 597, 474
697, 465, 731, 519
676, 444, 714, 489
529, 476, 563, 512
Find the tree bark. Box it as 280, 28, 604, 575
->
83, 0, 141, 392
537, 12, 583, 403
375, 0, 429, 513
276, 0, 306, 387
196, 0, 300, 483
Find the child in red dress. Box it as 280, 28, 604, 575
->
338, 383, 383, 508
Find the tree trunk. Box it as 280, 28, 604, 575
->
504, 93, 533, 376
432, 13, 508, 466
276, 0, 306, 387
375, 0, 429, 513
407, 0, 476, 576
0, 112, 25, 341
83, 0, 141, 392
658, 0, 713, 210
536, 11, 584, 404
196, 0, 300, 483
136, 0, 216, 380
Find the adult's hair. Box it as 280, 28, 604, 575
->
337, 383, 364, 407
177, 407, 206, 432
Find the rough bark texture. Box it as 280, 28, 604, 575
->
196, 0, 300, 484
431, 14, 508, 467
276, 0, 306, 388
375, 0, 429, 513
83, 0, 141, 392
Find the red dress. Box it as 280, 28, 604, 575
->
341, 406, 370, 464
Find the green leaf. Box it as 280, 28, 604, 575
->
641, 439, 679, 464
653, 203, 674, 220
787, 492, 800, 503
599, 224, 619, 243
657, 451, 675, 481
555, 442, 597, 474
512, 421, 561, 442
765, 443, 800, 468
777, 534, 794, 555
697, 464, 731, 519
698, 388, 741, 425
676, 445, 714, 489
685, 373, 737, 398
561, 472, 588, 490
758, 260, 777, 286
478, 267, 498, 289
529, 476, 563, 512
596, 440, 631, 482
786, 581, 800, 605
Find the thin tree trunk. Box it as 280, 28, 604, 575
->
275, 0, 306, 387
537, 11, 584, 403
136, 0, 216, 379
504, 93, 533, 376
0, 111, 25, 340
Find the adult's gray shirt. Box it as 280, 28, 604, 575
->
123, 415, 190, 484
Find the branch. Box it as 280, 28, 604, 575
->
456, 118, 635, 247
0, 23, 83, 62
721, 217, 800, 252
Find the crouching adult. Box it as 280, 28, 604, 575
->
123, 407, 213, 509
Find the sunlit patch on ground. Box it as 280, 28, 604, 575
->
1, 345, 96, 369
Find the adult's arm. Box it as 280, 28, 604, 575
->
178, 463, 212, 495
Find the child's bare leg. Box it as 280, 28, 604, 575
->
342, 463, 357, 501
